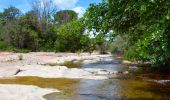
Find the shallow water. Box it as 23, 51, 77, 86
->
0, 77, 79, 99
0, 57, 170, 100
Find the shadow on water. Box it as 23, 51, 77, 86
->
0, 57, 170, 100
119, 79, 170, 100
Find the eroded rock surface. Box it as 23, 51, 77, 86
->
0, 84, 59, 100
0, 67, 20, 77
14, 65, 114, 80
0, 52, 117, 80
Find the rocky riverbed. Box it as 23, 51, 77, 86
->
0, 52, 120, 79
0, 52, 170, 100
0, 52, 121, 100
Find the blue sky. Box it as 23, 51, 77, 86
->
0, 0, 102, 17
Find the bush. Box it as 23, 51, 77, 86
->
0, 41, 13, 51
18, 54, 23, 60
12, 48, 31, 53
55, 20, 88, 52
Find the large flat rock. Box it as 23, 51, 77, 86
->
0, 84, 59, 100
15, 65, 110, 80
0, 68, 20, 77
0, 52, 115, 80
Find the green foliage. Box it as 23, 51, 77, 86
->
0, 6, 20, 24
84, 2, 110, 34
83, 3, 112, 54
12, 49, 31, 53
54, 10, 78, 25
0, 7, 57, 52
18, 54, 23, 60
0, 40, 12, 51
93, 34, 109, 54
110, 35, 128, 55
55, 19, 88, 52
84, 0, 170, 67
39, 25, 57, 52
0, 4, 92, 53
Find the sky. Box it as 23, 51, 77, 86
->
0, 0, 102, 17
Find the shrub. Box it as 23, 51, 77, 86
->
18, 54, 23, 60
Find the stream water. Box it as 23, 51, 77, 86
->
0, 56, 170, 100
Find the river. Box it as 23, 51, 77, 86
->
0, 56, 169, 100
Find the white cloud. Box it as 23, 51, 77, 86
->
72, 6, 85, 18
54, 0, 79, 9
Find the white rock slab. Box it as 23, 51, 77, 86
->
15, 65, 108, 80
0, 68, 20, 77
0, 84, 59, 100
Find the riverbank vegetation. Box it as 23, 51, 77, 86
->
0, 0, 104, 53
0, 0, 170, 67
84, 0, 170, 67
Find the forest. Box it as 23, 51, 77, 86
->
0, 1, 92, 53
0, 0, 170, 67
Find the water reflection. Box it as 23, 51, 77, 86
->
0, 57, 169, 100
76, 79, 121, 100
119, 79, 170, 100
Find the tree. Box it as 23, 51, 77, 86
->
0, 4, 88, 53
28, 0, 58, 51
17, 11, 40, 50
55, 19, 87, 52
84, 2, 110, 35
30, 0, 57, 32
0, 6, 21, 25
84, 0, 170, 67
54, 10, 78, 25
83, 3, 111, 54
0, 7, 21, 47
